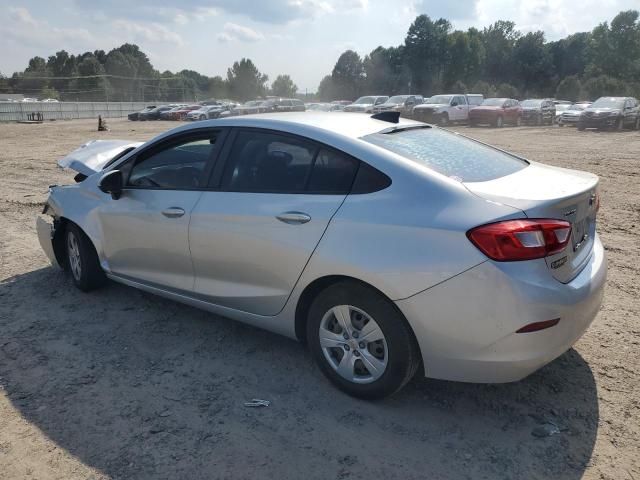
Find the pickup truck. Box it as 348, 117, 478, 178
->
412, 94, 483, 126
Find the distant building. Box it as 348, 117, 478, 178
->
0, 94, 25, 102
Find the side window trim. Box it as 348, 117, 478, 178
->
123, 128, 229, 191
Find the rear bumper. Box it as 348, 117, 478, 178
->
36, 215, 59, 267
395, 234, 607, 383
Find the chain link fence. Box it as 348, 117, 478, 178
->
0, 101, 150, 122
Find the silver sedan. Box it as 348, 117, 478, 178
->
38, 112, 606, 399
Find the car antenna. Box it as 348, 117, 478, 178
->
371, 111, 400, 123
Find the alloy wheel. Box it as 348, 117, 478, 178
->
67, 231, 82, 281
318, 305, 388, 384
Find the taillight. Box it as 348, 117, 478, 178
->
467, 219, 572, 261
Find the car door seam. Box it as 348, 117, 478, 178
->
273, 192, 351, 316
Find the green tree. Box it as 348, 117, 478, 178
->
104, 50, 136, 101
404, 15, 451, 93
481, 21, 520, 84
363, 46, 409, 94
513, 31, 553, 95
317, 75, 337, 100
582, 75, 629, 99
555, 75, 583, 101
471, 80, 496, 98
496, 83, 519, 98
271, 74, 298, 97
331, 50, 365, 99
73, 55, 108, 101
207, 76, 228, 99
227, 58, 268, 100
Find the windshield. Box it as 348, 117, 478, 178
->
426, 95, 452, 104
521, 100, 542, 107
387, 95, 409, 104
354, 96, 375, 104
591, 97, 624, 109
362, 128, 527, 182
481, 98, 507, 106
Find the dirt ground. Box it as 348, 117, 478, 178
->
0, 118, 638, 480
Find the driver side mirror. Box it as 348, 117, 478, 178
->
98, 170, 123, 200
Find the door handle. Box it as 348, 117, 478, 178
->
276, 211, 311, 225
161, 207, 185, 218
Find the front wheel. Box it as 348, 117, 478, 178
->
65, 224, 106, 292
439, 113, 449, 127
307, 281, 420, 399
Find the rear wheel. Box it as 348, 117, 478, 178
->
307, 281, 420, 399
65, 224, 106, 292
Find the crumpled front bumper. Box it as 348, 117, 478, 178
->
36, 215, 59, 267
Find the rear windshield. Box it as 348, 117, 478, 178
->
362, 128, 528, 182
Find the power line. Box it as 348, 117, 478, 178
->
10, 74, 189, 81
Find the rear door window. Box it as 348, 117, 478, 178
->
221, 130, 316, 193
362, 127, 527, 182
307, 149, 359, 194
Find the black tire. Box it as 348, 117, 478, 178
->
635, 116, 640, 131
65, 223, 106, 292
306, 281, 421, 400
577, 123, 585, 131
199, 115, 206, 120
439, 113, 449, 127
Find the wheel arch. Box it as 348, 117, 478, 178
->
53, 216, 100, 267
294, 275, 422, 363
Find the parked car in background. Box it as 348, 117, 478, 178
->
40, 112, 606, 399
172, 105, 203, 120
128, 106, 156, 121
413, 94, 474, 126
223, 100, 266, 117
469, 98, 522, 127
139, 105, 173, 121
553, 100, 572, 105
373, 95, 424, 115
559, 102, 591, 126
344, 96, 389, 113
578, 97, 640, 131
520, 99, 556, 125
187, 103, 235, 121
554, 104, 571, 123
307, 103, 343, 112
159, 105, 187, 120
261, 98, 306, 112
41, 98, 59, 103
466, 94, 484, 107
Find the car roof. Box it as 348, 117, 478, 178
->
174, 112, 423, 140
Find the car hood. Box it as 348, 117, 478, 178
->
584, 108, 621, 114
471, 106, 502, 112
415, 103, 448, 109
57, 139, 143, 176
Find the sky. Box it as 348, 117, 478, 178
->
1, 0, 639, 92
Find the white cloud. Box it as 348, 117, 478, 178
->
217, 22, 265, 43
112, 20, 184, 45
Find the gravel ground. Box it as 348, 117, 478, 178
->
0, 118, 638, 480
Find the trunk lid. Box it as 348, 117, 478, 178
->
465, 162, 599, 283
58, 139, 143, 176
